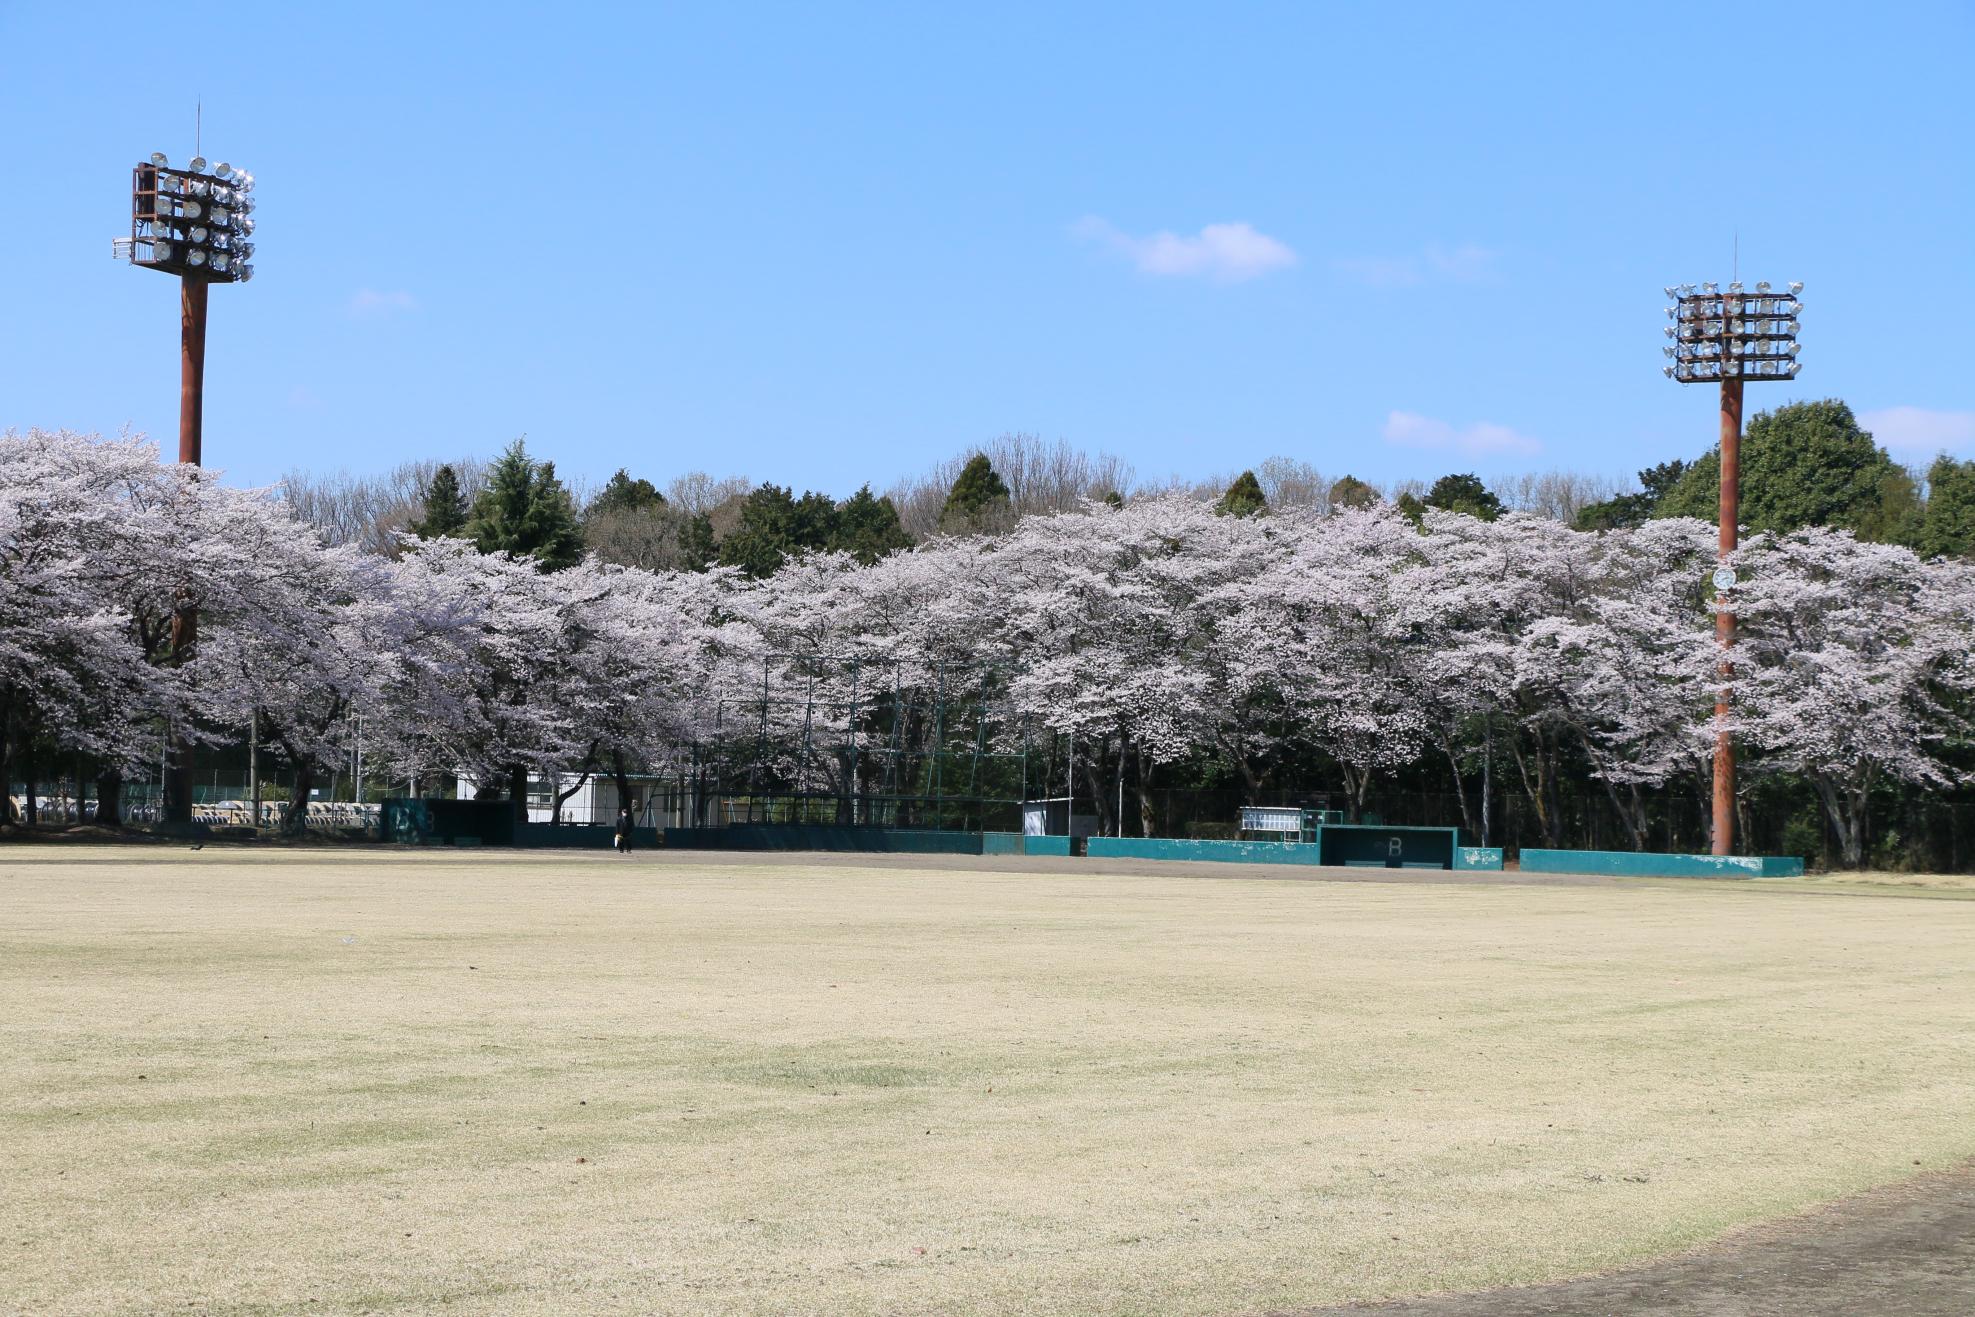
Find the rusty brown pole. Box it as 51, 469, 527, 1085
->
178, 276, 207, 463
163, 275, 209, 825
1712, 374, 1743, 856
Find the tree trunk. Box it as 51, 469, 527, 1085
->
96, 768, 124, 827
0, 691, 15, 826
1826, 784, 1859, 867
1438, 732, 1477, 838
1541, 731, 1566, 847
22, 741, 36, 826
612, 747, 635, 821
1082, 751, 1114, 838
1508, 727, 1560, 848
281, 759, 318, 837
1583, 752, 1646, 851
551, 742, 599, 826
1135, 746, 1156, 838
1692, 766, 1711, 855
1338, 762, 1372, 821
507, 763, 528, 824
1811, 774, 1867, 868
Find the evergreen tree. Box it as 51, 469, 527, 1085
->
1216, 470, 1267, 518
1653, 399, 1910, 539
1574, 459, 1689, 531
830, 485, 915, 564
465, 440, 584, 571
717, 484, 842, 578
1920, 454, 1975, 559
940, 454, 1012, 531
792, 490, 841, 549
413, 464, 469, 539
585, 469, 665, 520
1424, 472, 1503, 521
681, 511, 718, 571
1327, 474, 1379, 509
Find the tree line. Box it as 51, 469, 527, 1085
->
282, 406, 1975, 583
5, 410, 1973, 866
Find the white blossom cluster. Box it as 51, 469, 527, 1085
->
4, 430, 1971, 859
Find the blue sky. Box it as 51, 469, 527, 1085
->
4, 2, 1971, 496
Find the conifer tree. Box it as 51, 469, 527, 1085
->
1216, 470, 1267, 518
585, 469, 665, 520
830, 485, 914, 564
1424, 472, 1503, 521
940, 454, 1012, 531
1327, 474, 1378, 510
465, 440, 584, 571
413, 465, 469, 539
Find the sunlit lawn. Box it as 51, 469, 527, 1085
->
4, 847, 1973, 1315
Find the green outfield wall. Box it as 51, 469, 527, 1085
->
1085, 837, 1329, 865
1518, 849, 1804, 879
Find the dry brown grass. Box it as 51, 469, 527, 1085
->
3, 846, 1973, 1316
1772, 870, 1975, 893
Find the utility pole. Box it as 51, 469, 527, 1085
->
1662, 278, 1803, 855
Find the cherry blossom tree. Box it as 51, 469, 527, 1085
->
1729, 528, 1975, 865
11, 429, 1975, 865
376, 539, 594, 820
0, 431, 180, 821
1510, 516, 1717, 848
1215, 504, 1432, 815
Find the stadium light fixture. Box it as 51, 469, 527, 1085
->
113, 153, 258, 461
1662, 278, 1803, 858
112, 149, 260, 828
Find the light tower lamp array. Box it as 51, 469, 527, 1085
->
116, 153, 257, 280
1661, 280, 1804, 382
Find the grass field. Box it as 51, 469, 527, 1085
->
3, 847, 1973, 1316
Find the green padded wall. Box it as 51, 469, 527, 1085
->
1517, 849, 1804, 878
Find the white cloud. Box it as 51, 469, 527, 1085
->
1381, 410, 1542, 458
348, 288, 418, 317
1336, 242, 1499, 287
1073, 217, 1298, 282
1859, 406, 1975, 455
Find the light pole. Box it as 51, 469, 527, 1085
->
115, 152, 257, 825
1661, 278, 1803, 856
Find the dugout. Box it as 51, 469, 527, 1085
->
1316, 823, 1458, 870
1020, 798, 1100, 839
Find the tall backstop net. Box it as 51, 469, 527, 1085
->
682, 654, 1031, 833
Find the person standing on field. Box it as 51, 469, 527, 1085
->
614, 804, 634, 854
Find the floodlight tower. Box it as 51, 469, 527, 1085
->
115, 152, 257, 825
1660, 278, 1803, 856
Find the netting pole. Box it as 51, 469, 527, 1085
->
933, 663, 945, 827
848, 659, 861, 826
